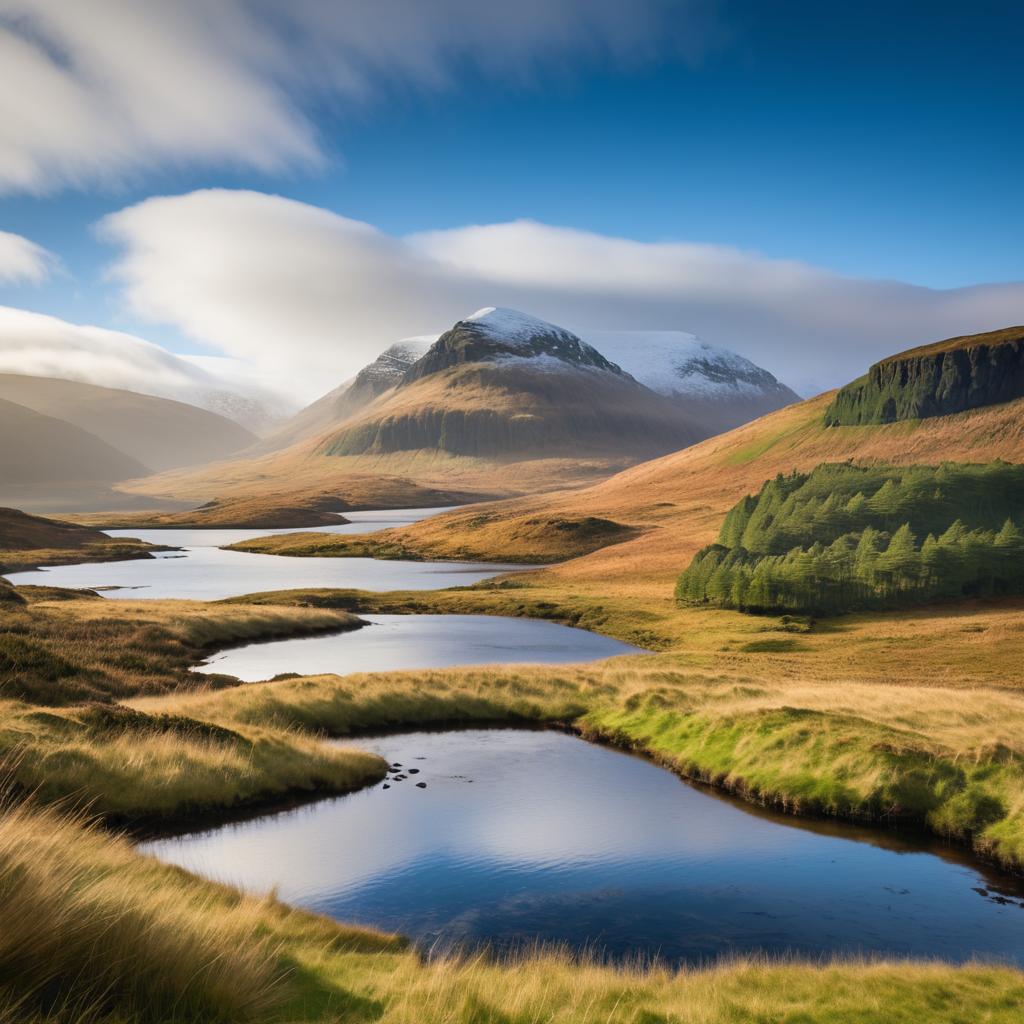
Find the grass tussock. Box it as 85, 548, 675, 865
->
0, 699, 386, 825
0, 798, 404, 1023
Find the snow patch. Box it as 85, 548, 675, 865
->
580, 330, 784, 399
463, 307, 574, 349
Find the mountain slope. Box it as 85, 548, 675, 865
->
0, 398, 146, 488
319, 308, 704, 461
582, 330, 800, 433
0, 375, 255, 472
325, 329, 1024, 586
250, 337, 433, 455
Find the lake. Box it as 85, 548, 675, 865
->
142, 728, 1024, 966
4, 508, 534, 600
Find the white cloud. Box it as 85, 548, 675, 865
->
0, 0, 709, 192
0, 230, 53, 283
99, 189, 1024, 400
0, 304, 292, 429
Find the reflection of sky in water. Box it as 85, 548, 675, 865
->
141, 730, 1024, 965
195, 614, 646, 680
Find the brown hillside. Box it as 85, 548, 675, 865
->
311, 391, 1024, 593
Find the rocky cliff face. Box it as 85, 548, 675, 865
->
824, 327, 1024, 426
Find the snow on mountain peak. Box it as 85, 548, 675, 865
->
580, 329, 789, 400
463, 307, 574, 348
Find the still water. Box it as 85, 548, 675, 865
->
142, 729, 1024, 966
195, 614, 647, 679
4, 508, 532, 600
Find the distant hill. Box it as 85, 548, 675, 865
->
825, 326, 1024, 426
0, 506, 111, 551
0, 374, 255, 472
0, 397, 146, 491
581, 330, 800, 433
319, 308, 703, 461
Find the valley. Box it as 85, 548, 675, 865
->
2, 324, 1023, 1023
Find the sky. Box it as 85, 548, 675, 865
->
0, 0, 1021, 407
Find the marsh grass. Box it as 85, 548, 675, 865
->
0, 591, 364, 704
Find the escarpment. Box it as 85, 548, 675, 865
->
825, 326, 1024, 426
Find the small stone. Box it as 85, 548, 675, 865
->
408, 768, 420, 774
382, 784, 390, 790
415, 782, 427, 789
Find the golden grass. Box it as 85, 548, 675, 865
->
0, 591, 365, 704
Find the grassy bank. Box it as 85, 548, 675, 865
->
0, 589, 386, 825
3, 798, 1023, 1024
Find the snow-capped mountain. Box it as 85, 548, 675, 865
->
258, 309, 799, 461
318, 308, 704, 461
580, 329, 800, 433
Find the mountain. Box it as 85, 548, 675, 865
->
318, 308, 704, 461
349, 327, 1024, 574
824, 325, 1024, 426
251, 337, 434, 455
581, 330, 800, 433
0, 375, 256, 473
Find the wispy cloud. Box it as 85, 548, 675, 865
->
99, 189, 1024, 400
0, 0, 710, 192
0, 230, 53, 283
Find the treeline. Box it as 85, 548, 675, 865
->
677, 461, 1024, 615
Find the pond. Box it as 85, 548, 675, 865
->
195, 613, 647, 679
141, 728, 1024, 966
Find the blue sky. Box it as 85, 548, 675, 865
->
0, 0, 1021, 399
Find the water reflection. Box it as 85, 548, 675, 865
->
196, 614, 646, 680
141, 729, 1024, 965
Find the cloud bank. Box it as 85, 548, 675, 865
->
0, 0, 708, 192
100, 189, 1024, 400
0, 230, 53, 283
0, 304, 291, 430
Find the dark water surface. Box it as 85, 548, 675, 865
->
195, 614, 646, 679
141, 729, 1024, 966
